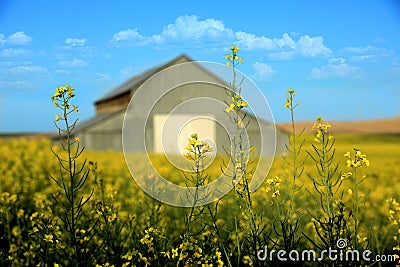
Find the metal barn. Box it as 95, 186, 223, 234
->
72, 55, 289, 157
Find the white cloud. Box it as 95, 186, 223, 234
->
340, 45, 378, 54
161, 15, 234, 40
66, 38, 86, 46
235, 31, 276, 50
0, 80, 34, 89
55, 69, 70, 75
0, 61, 31, 67
113, 28, 163, 46
57, 58, 88, 68
339, 45, 391, 61
308, 58, 361, 79
296, 35, 331, 57
2, 31, 33, 46
251, 62, 276, 81
9, 66, 47, 74
113, 29, 141, 42
0, 48, 33, 57
112, 15, 331, 59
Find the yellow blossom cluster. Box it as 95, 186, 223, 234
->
51, 84, 79, 120
386, 198, 400, 263
225, 95, 248, 113
266, 176, 281, 198
344, 149, 370, 168
284, 88, 300, 109
312, 116, 333, 142
184, 133, 213, 161
51, 84, 75, 101
224, 46, 244, 67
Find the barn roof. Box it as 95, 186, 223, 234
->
95, 54, 193, 104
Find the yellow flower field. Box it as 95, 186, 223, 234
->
0, 132, 399, 266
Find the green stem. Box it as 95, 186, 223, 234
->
63, 95, 78, 266
289, 95, 297, 215
354, 167, 359, 250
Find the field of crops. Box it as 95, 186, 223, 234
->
1, 50, 399, 266
0, 132, 399, 266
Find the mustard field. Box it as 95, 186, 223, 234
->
0, 133, 399, 266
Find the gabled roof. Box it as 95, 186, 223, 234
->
95, 54, 194, 104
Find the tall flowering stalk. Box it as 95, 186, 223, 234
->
183, 133, 213, 238
284, 89, 304, 214
267, 88, 304, 251
50, 85, 94, 266
344, 148, 370, 250
224, 46, 263, 266
306, 117, 349, 262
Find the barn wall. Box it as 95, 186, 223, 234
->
95, 93, 131, 115
78, 61, 289, 157
77, 112, 125, 151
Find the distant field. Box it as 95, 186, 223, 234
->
277, 117, 400, 134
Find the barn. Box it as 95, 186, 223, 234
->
72, 55, 288, 157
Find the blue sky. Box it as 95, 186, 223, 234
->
0, 0, 399, 132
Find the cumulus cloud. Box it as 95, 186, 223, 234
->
66, 38, 86, 46
57, 58, 88, 68
161, 15, 234, 40
308, 58, 361, 79
113, 29, 163, 46
112, 15, 330, 59
251, 62, 276, 81
235, 31, 276, 50
0, 31, 33, 46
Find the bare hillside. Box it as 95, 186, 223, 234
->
277, 117, 400, 134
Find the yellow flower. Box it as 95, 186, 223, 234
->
239, 101, 248, 108
44, 234, 53, 243
348, 189, 353, 195
75, 137, 80, 142
230, 46, 240, 53
284, 101, 290, 108
225, 103, 235, 113
237, 118, 244, 128
172, 248, 179, 258
271, 190, 280, 198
